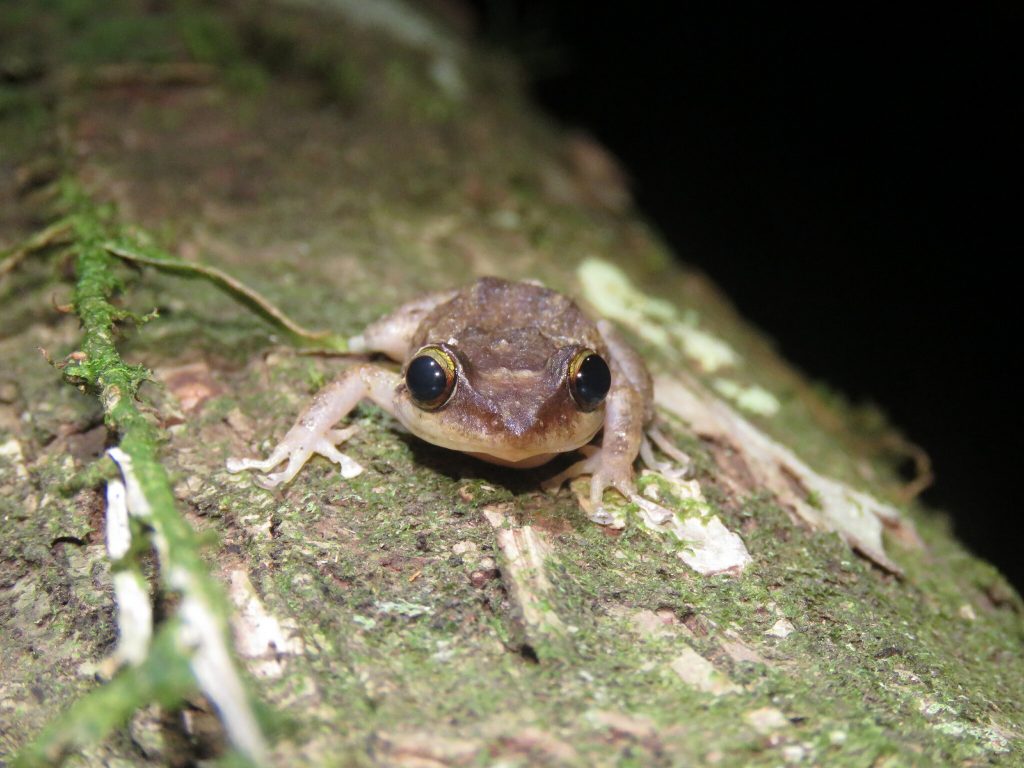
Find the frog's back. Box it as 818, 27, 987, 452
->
410, 278, 605, 370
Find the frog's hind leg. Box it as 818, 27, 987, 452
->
541, 445, 599, 493
227, 364, 400, 489
639, 425, 692, 479
347, 289, 457, 361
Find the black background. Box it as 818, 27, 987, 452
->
469, 3, 1022, 588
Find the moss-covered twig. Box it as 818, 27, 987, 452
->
13, 182, 268, 766
107, 447, 267, 765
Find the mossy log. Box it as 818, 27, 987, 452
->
1, 3, 1022, 766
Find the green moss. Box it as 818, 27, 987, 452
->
66, 14, 180, 65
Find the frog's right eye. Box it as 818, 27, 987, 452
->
405, 345, 457, 410
567, 348, 611, 411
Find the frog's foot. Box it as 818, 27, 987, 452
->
587, 466, 677, 526
227, 425, 362, 489
543, 447, 622, 524
543, 446, 674, 526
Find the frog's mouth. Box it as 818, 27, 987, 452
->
393, 394, 604, 466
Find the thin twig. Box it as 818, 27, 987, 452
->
0, 218, 73, 276
883, 432, 934, 503
104, 240, 348, 350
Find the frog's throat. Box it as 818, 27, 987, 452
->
466, 451, 559, 469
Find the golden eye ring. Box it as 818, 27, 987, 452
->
405, 345, 457, 410
567, 348, 611, 411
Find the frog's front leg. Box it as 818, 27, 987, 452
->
543, 320, 653, 523
227, 364, 399, 489
584, 379, 648, 522
227, 290, 455, 489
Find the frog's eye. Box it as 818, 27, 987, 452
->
405, 345, 457, 410
567, 349, 611, 411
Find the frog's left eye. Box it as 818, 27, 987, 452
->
405, 345, 457, 410
567, 349, 611, 411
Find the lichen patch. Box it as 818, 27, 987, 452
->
227, 568, 305, 678
743, 706, 789, 735
713, 378, 781, 416
765, 618, 796, 639
670, 646, 741, 695
482, 503, 567, 650
0, 437, 28, 480
572, 470, 752, 575
578, 258, 741, 373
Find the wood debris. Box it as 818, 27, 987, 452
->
656, 376, 918, 573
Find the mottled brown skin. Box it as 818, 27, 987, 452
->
227, 278, 654, 521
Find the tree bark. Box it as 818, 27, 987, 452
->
1, 3, 1021, 766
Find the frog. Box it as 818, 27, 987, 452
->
226, 277, 683, 523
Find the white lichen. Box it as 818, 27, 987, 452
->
374, 599, 434, 618
289, 0, 466, 97
228, 569, 305, 678
669, 646, 741, 695
0, 437, 28, 479
744, 706, 789, 734
765, 618, 796, 639
713, 378, 781, 416
483, 503, 566, 636
672, 322, 740, 372
575, 471, 752, 575
578, 259, 740, 372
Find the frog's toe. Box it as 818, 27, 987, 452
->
226, 456, 262, 473
225, 456, 251, 473
226, 444, 289, 474
313, 439, 364, 479
587, 505, 617, 526
250, 447, 312, 488
328, 426, 359, 444
589, 470, 633, 511
255, 472, 288, 490
631, 493, 675, 524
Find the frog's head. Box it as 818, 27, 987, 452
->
392, 333, 610, 467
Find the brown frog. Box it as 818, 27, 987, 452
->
227, 277, 675, 522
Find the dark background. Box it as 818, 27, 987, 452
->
470, 3, 1022, 588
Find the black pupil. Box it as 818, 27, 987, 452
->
575, 354, 611, 406
406, 355, 448, 403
